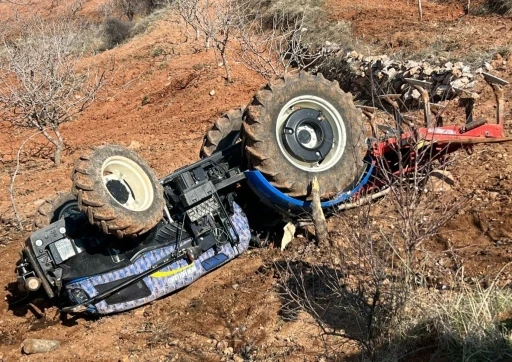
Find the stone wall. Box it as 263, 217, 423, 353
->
316, 44, 492, 106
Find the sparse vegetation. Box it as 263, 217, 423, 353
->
106, 0, 161, 21
235, 0, 358, 78
0, 17, 107, 165
275, 97, 512, 360
102, 17, 132, 49
172, 0, 240, 82
478, 0, 512, 14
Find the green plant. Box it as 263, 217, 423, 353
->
151, 46, 164, 57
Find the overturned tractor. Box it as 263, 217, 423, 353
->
16, 71, 510, 314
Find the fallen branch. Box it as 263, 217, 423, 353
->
10, 130, 43, 231
311, 176, 329, 247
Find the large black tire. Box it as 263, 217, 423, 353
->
33, 192, 80, 229
200, 107, 245, 158
243, 72, 367, 198
71, 145, 164, 238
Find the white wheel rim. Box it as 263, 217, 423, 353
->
275, 95, 347, 172
101, 156, 154, 212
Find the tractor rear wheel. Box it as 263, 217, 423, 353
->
34, 192, 80, 228
242, 72, 367, 198
200, 107, 245, 158
71, 145, 164, 238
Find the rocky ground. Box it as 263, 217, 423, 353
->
0, 0, 512, 361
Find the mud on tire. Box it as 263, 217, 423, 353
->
34, 192, 80, 229
243, 72, 367, 198
200, 107, 245, 158
71, 145, 164, 238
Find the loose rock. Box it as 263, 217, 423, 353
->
22, 339, 61, 354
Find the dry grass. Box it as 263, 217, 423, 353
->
253, 0, 360, 51
469, 0, 512, 15
392, 278, 512, 362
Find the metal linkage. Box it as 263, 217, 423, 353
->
429, 103, 445, 127
453, 89, 479, 125
483, 72, 509, 126
404, 78, 434, 128
356, 105, 378, 138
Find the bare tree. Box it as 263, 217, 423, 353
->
235, 7, 323, 79
172, 0, 201, 41
195, 0, 239, 82
173, 0, 239, 83
0, 18, 107, 165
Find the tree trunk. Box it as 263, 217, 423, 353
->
54, 140, 63, 166
220, 49, 232, 83
41, 126, 64, 166
53, 127, 64, 166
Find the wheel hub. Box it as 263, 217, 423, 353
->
282, 108, 334, 163
106, 179, 131, 205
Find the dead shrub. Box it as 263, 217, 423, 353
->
102, 17, 132, 50
468, 0, 512, 14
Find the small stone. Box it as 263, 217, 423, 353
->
410, 89, 421, 100
232, 284, 239, 290
223, 347, 233, 356
128, 140, 141, 150
216, 341, 227, 351
33, 199, 46, 207
451, 77, 470, 89
490, 192, 499, 200
405, 67, 420, 76
22, 339, 61, 354
406, 60, 421, 68
233, 355, 244, 362
423, 67, 434, 76
383, 67, 398, 79
209, 89, 216, 96
452, 67, 463, 78
348, 50, 359, 58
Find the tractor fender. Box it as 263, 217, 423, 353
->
244, 156, 374, 216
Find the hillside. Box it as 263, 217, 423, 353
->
0, 0, 512, 361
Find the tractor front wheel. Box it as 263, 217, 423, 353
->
71, 145, 164, 238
